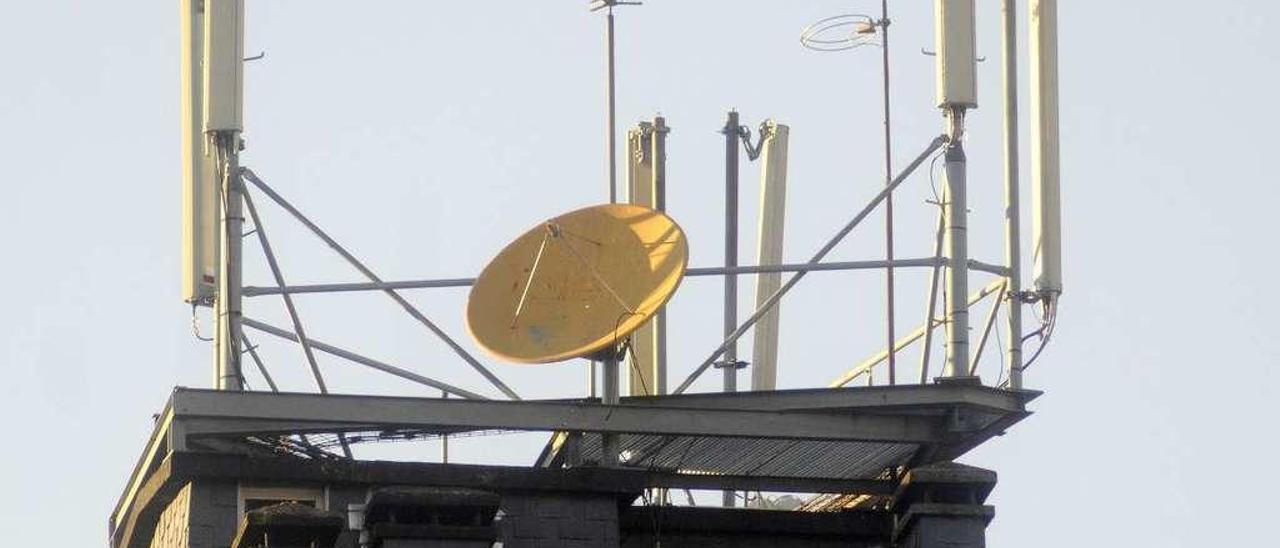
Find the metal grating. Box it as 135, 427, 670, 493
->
573, 434, 918, 480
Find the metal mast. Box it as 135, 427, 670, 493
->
206, 0, 246, 390
934, 0, 978, 378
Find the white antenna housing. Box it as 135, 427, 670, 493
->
203, 0, 244, 132
625, 119, 669, 396
934, 0, 978, 108
180, 0, 218, 303
750, 121, 789, 391
1031, 0, 1062, 295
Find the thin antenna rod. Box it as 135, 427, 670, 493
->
606, 6, 618, 203
879, 0, 897, 385
241, 169, 522, 401
592, 0, 639, 203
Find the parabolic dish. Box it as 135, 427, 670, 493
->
466, 204, 688, 364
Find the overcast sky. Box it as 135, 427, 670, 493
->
2, 1, 1277, 546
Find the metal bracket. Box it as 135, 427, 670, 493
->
713, 360, 750, 370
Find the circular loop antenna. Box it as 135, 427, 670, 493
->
800, 14, 880, 52
466, 204, 688, 364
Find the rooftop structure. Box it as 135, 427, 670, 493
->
114, 1, 1062, 546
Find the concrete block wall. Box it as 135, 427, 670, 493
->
496, 494, 620, 548
187, 481, 239, 548
148, 484, 191, 548
146, 481, 238, 548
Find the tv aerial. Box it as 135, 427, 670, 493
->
466, 203, 688, 365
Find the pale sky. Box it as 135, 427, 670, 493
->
2, 1, 1277, 546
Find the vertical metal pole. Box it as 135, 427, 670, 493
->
919, 207, 945, 383
721, 110, 740, 507
942, 114, 970, 378
588, 361, 597, 398
605, 7, 618, 204
215, 135, 244, 391
880, 0, 897, 386
441, 390, 449, 463
1002, 0, 1024, 388
653, 116, 670, 394
601, 353, 620, 467
722, 110, 740, 394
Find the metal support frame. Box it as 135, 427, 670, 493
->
720, 112, 742, 442
240, 169, 521, 400
242, 258, 1007, 297
941, 130, 970, 378
919, 205, 946, 383
149, 384, 1038, 464
590, 0, 640, 202
672, 135, 948, 395
970, 282, 1007, 375
213, 134, 244, 391
879, 0, 898, 386
601, 354, 621, 466
171, 389, 951, 444
240, 334, 278, 392
243, 317, 487, 400
832, 280, 1003, 387
1002, 0, 1025, 389
242, 189, 327, 393
242, 189, 353, 458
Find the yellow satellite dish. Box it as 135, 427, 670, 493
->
466, 204, 688, 364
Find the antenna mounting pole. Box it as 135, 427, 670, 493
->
205, 0, 247, 391
590, 0, 641, 203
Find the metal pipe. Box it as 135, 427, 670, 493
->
970, 282, 1008, 375
441, 390, 449, 463
721, 110, 740, 507
242, 189, 329, 394
240, 169, 521, 400
244, 189, 356, 457
1003, 0, 1025, 388
942, 132, 970, 378
601, 354, 620, 467
673, 135, 948, 395
606, 7, 618, 203
243, 257, 1001, 297
215, 135, 244, 391
242, 317, 488, 400
918, 206, 945, 383
722, 111, 740, 392
240, 334, 279, 392
880, 0, 897, 386
245, 278, 475, 296
653, 116, 669, 394
832, 280, 1003, 387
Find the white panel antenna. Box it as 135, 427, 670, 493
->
750, 121, 789, 391
180, 0, 218, 303
934, 0, 978, 108
203, 0, 245, 132
1031, 0, 1062, 296
625, 118, 670, 395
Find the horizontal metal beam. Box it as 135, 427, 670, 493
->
619, 383, 1035, 414
242, 317, 489, 400
642, 471, 897, 495
242, 258, 1008, 297
170, 388, 947, 444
